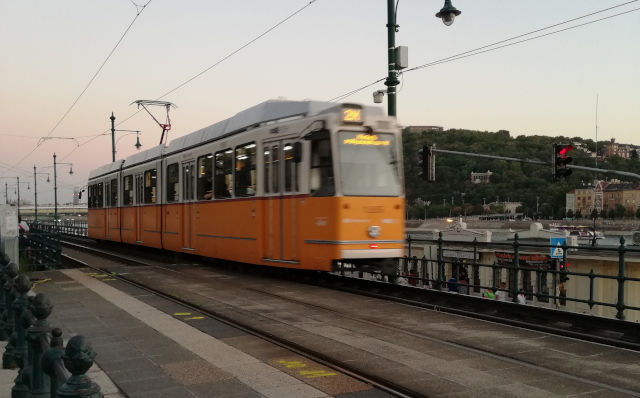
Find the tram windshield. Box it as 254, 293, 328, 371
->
338, 131, 401, 196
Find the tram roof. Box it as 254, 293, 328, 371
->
89, 99, 384, 179
165, 99, 341, 155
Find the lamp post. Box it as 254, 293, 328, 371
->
110, 112, 142, 162
0, 178, 30, 216
52, 153, 74, 226
383, 0, 461, 117
33, 166, 50, 223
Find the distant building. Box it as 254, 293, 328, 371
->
605, 138, 636, 159
406, 125, 444, 133
470, 171, 492, 184
565, 190, 575, 214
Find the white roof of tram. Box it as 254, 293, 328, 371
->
89, 99, 384, 179
165, 99, 340, 154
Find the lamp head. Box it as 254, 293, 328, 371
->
135, 134, 142, 150
68, 166, 74, 175
436, 0, 461, 26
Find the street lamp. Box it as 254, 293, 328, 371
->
110, 113, 142, 162
435, 0, 462, 26
0, 177, 30, 216
33, 166, 50, 223
53, 153, 74, 226
383, 0, 461, 117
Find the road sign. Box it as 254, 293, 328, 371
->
550, 237, 566, 259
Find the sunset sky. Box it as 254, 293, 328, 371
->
1, 0, 638, 204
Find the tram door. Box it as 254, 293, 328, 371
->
182, 160, 196, 250
135, 173, 144, 243
264, 141, 299, 262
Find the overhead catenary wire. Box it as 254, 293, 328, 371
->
12, 1, 153, 168
329, 1, 639, 103
59, 0, 320, 161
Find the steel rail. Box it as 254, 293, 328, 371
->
60, 244, 420, 398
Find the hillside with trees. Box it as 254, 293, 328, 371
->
402, 128, 640, 219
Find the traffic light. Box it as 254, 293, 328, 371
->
558, 260, 570, 282
418, 144, 435, 181
552, 143, 573, 181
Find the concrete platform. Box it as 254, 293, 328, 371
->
1, 269, 380, 398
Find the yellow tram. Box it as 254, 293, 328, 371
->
88, 100, 405, 272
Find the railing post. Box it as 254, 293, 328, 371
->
472, 238, 478, 293
616, 236, 626, 320
437, 232, 444, 290
512, 233, 519, 303
407, 235, 412, 258
588, 269, 595, 309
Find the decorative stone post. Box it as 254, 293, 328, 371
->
43, 328, 70, 398
9, 274, 33, 397
0, 262, 18, 341
26, 293, 53, 397
57, 335, 102, 398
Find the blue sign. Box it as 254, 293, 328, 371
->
550, 237, 566, 259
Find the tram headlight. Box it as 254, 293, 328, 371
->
368, 225, 381, 238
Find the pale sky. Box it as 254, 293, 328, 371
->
1, 0, 638, 205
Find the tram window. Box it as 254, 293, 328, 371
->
197, 154, 213, 200
264, 148, 271, 194
310, 137, 334, 196
214, 149, 232, 199
234, 143, 256, 197
144, 168, 157, 204
123, 175, 133, 206
110, 178, 118, 207
97, 182, 104, 208
284, 142, 298, 193
105, 183, 111, 208
88, 184, 93, 208
166, 163, 179, 203
272, 145, 279, 193
182, 162, 195, 201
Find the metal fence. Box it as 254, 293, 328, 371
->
399, 233, 640, 321
19, 222, 61, 271
39, 217, 640, 321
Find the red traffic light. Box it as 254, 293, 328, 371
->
558, 145, 573, 156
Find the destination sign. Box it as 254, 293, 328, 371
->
342, 134, 390, 146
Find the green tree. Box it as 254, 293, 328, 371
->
615, 204, 627, 219
575, 209, 582, 219
636, 207, 640, 220
608, 208, 616, 219
566, 209, 574, 219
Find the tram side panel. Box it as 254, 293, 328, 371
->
120, 206, 137, 244
195, 199, 260, 264
140, 204, 162, 249
297, 197, 339, 271
106, 207, 121, 242
162, 203, 182, 252
87, 182, 106, 240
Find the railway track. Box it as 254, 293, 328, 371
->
60, 241, 418, 398
59, 239, 640, 396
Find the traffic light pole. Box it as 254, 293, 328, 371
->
430, 148, 640, 180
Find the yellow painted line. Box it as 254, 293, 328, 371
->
276, 360, 337, 378
184, 316, 204, 320
102, 278, 116, 281
278, 360, 306, 368
300, 370, 337, 378
173, 312, 191, 316
32, 278, 51, 286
